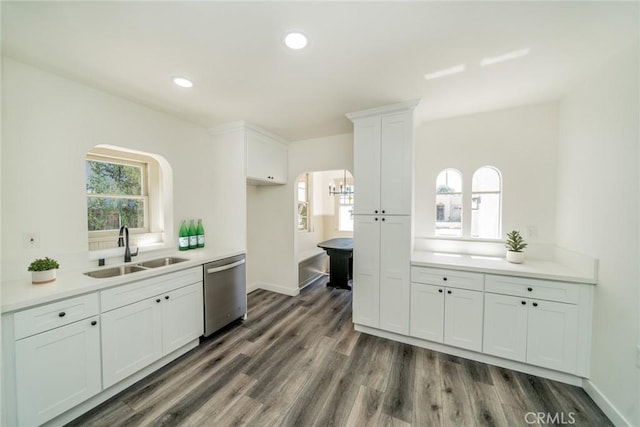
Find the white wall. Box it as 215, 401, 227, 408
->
247, 133, 353, 294
556, 45, 639, 426
413, 102, 559, 257
1, 58, 231, 281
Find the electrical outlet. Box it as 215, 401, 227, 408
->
527, 226, 538, 240
23, 232, 40, 248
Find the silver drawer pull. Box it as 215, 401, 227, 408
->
206, 259, 245, 274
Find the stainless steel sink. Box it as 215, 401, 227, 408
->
84, 257, 188, 278
84, 265, 148, 278
136, 257, 188, 268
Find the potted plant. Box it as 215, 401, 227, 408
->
505, 230, 527, 264
28, 257, 60, 284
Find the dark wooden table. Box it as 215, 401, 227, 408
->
317, 238, 353, 290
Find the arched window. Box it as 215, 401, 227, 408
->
86, 145, 172, 251
471, 166, 501, 239
435, 169, 463, 237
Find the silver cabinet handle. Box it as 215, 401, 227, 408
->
206, 259, 245, 274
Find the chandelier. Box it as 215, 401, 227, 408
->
328, 170, 354, 197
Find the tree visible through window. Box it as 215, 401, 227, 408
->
86, 157, 147, 232
471, 166, 501, 239
435, 169, 462, 236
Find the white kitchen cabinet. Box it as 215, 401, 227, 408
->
349, 100, 419, 336
352, 116, 381, 215
101, 298, 163, 388
379, 215, 412, 334
353, 215, 411, 334
410, 281, 483, 352
350, 102, 418, 216
352, 215, 381, 328
526, 299, 578, 373
246, 128, 287, 185
161, 282, 204, 354
484, 277, 580, 374
483, 293, 528, 362
410, 283, 444, 342
443, 287, 484, 352
102, 281, 204, 388
15, 316, 101, 427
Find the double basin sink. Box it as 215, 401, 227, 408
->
84, 257, 188, 279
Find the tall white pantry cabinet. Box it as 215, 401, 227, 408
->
347, 100, 420, 335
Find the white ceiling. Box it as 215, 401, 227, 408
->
2, 1, 638, 141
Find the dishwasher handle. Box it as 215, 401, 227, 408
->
206, 259, 245, 274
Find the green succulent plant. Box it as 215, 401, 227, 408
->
28, 257, 60, 272
505, 230, 527, 252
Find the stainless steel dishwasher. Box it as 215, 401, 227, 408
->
203, 254, 247, 337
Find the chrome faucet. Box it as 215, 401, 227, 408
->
118, 225, 139, 263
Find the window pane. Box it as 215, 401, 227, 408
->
436, 169, 462, 193
338, 205, 354, 232
86, 160, 142, 196
297, 183, 307, 202
88, 197, 144, 231
297, 202, 308, 231
472, 167, 500, 192
297, 174, 307, 202
471, 193, 501, 238
435, 193, 462, 236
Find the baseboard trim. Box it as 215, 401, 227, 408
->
252, 281, 300, 296
299, 272, 326, 290
355, 324, 583, 386
582, 379, 631, 427
246, 281, 261, 294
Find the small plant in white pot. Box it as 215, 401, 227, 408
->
28, 257, 60, 285
505, 230, 527, 264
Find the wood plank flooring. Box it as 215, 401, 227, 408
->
68, 277, 611, 427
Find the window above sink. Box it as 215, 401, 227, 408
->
86, 145, 175, 258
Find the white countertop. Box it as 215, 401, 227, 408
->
2, 249, 245, 313
412, 251, 596, 284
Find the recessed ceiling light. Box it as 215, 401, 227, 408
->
424, 64, 466, 81
284, 32, 308, 50
172, 76, 194, 88
481, 48, 530, 66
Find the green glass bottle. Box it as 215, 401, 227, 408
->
178, 220, 189, 251
188, 219, 197, 249
196, 219, 205, 248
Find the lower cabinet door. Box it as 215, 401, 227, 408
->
161, 283, 204, 354
353, 215, 381, 328
483, 293, 528, 362
15, 317, 101, 427
379, 216, 411, 334
526, 299, 578, 374
443, 288, 484, 352
101, 298, 163, 388
410, 283, 444, 342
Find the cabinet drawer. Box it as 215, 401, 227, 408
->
485, 275, 579, 304
411, 267, 484, 291
14, 293, 99, 339
101, 267, 202, 312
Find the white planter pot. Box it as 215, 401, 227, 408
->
506, 251, 525, 264
31, 269, 56, 285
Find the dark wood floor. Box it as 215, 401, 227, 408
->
68, 277, 611, 427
